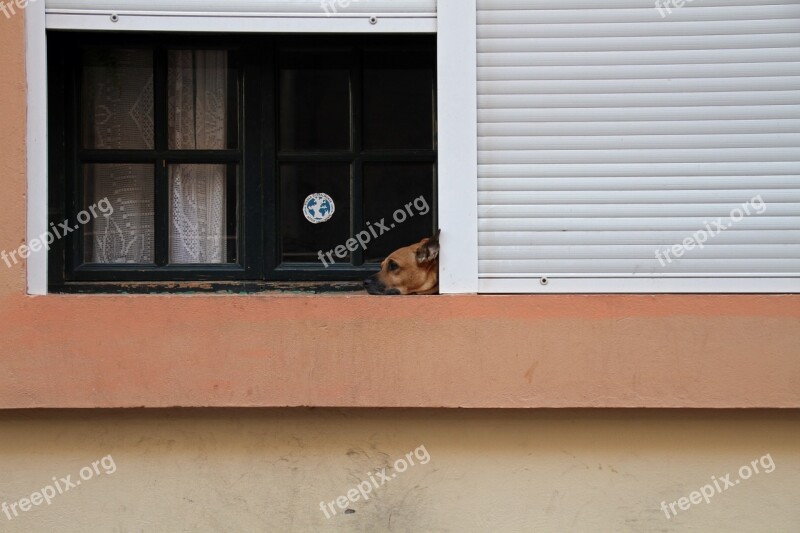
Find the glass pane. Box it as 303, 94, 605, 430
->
169, 165, 235, 264
82, 49, 154, 150
363, 163, 435, 263
168, 50, 236, 150
280, 164, 351, 264
363, 53, 434, 150
83, 164, 154, 264
279, 69, 351, 151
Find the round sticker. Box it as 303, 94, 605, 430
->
303, 193, 335, 224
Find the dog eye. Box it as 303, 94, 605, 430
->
388, 260, 399, 272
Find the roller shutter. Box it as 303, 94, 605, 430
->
477, 0, 800, 292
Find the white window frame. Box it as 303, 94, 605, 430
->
436, 0, 478, 294
25, 0, 480, 295
26, 1, 48, 296
44, 11, 436, 33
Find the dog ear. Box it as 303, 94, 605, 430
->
416, 229, 441, 264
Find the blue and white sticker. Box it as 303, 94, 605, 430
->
303, 193, 335, 224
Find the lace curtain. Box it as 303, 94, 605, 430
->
84, 49, 227, 264
83, 49, 155, 264
167, 50, 227, 264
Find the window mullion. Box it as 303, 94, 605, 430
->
351, 44, 364, 267
153, 46, 169, 267
261, 40, 278, 278
68, 48, 82, 278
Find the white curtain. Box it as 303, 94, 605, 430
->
85, 48, 228, 265
167, 50, 228, 264
84, 49, 155, 264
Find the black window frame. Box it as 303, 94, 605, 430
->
47, 32, 437, 292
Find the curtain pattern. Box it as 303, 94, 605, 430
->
84, 49, 228, 265
84, 49, 155, 264
167, 50, 228, 264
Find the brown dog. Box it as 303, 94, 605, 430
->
364, 230, 440, 295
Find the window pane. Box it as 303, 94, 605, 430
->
168, 50, 236, 150
363, 163, 435, 263
83, 164, 154, 264
279, 68, 351, 151
280, 164, 351, 264
363, 51, 434, 150
169, 164, 235, 264
82, 49, 154, 150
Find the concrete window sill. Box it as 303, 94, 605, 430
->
0, 294, 798, 408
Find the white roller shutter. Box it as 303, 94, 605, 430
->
45, 0, 436, 32
477, 0, 800, 292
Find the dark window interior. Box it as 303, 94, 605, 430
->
47, 34, 437, 291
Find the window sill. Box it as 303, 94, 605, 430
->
50, 281, 366, 295
1, 294, 798, 409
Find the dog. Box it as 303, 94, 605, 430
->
364, 230, 440, 295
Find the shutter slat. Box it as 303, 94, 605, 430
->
478, 190, 800, 204
479, 176, 800, 191
479, 162, 800, 178
478, 5, 800, 24
478, 19, 800, 39
479, 217, 800, 232
479, 92, 800, 108
479, 134, 800, 151
480, 230, 800, 246
479, 77, 800, 94
480, 34, 800, 53
479, 203, 800, 218
479, 148, 800, 165
479, 105, 800, 122
478, 48, 800, 67
479, 64, 800, 80
478, 0, 799, 9
480, 120, 800, 136
480, 244, 800, 260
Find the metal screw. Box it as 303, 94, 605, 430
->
540, 277, 549, 286
369, 15, 378, 25
110, 13, 119, 23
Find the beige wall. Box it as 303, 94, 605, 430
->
0, 409, 798, 532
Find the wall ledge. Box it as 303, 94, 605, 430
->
1, 294, 798, 409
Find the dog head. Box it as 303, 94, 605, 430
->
364, 230, 440, 295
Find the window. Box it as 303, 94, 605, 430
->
47, 34, 437, 289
